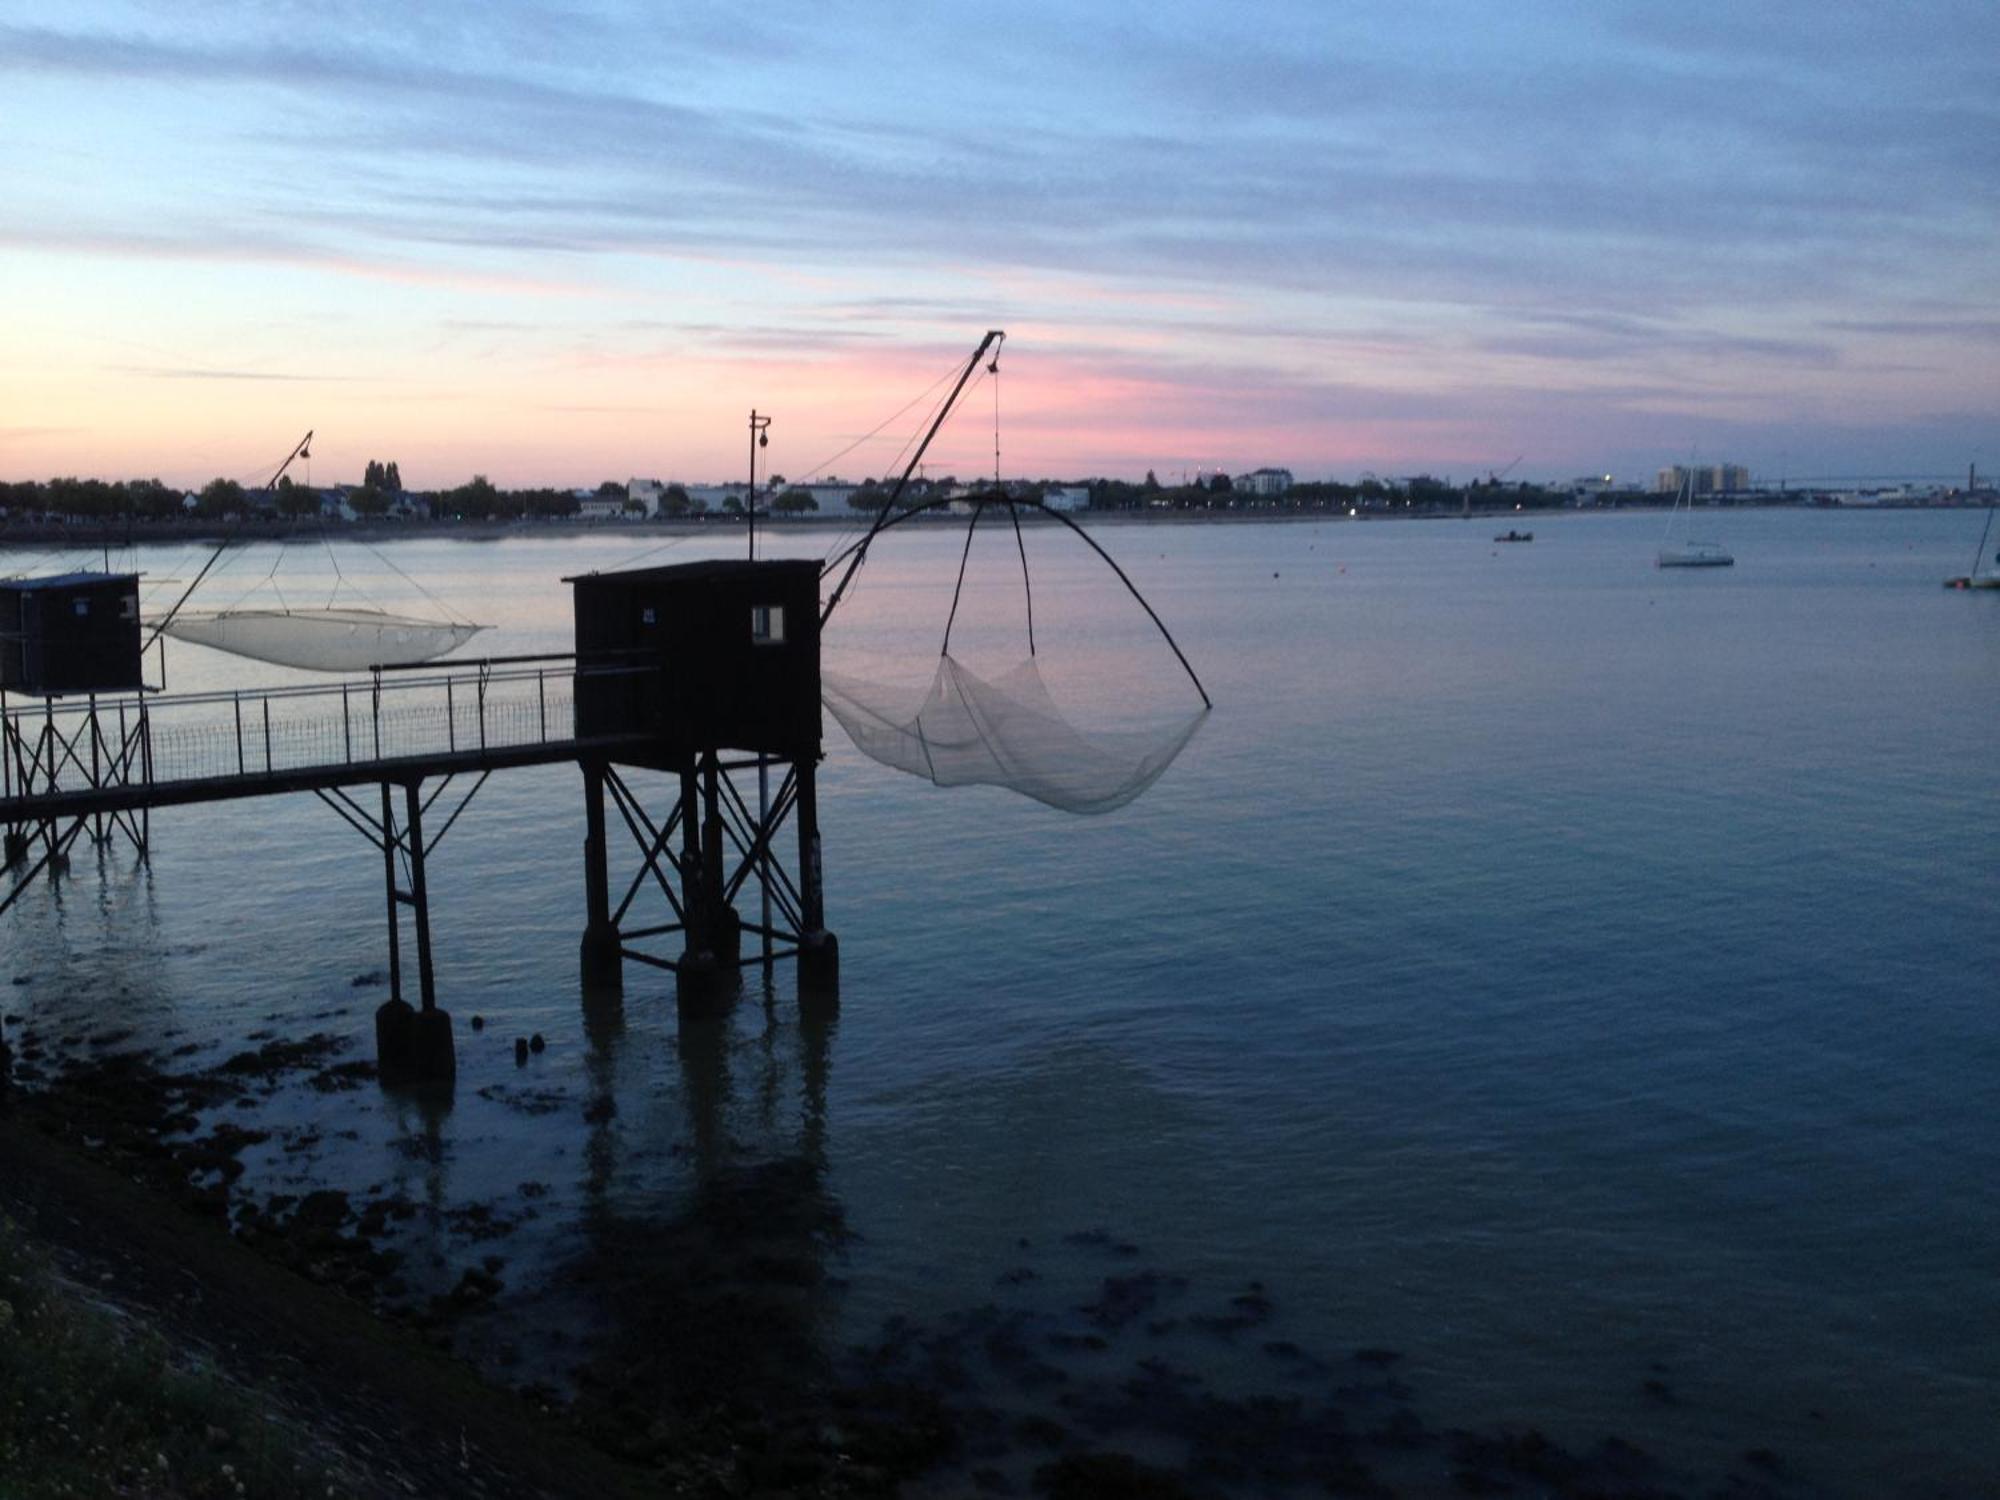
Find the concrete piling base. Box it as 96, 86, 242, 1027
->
376, 997, 455, 1087
713, 904, 742, 968
2, 831, 26, 870
579, 920, 624, 991
412, 1007, 456, 1084
375, 998, 415, 1086
676, 949, 729, 1013
799, 928, 840, 1001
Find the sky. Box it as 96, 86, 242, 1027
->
2, 0, 1995, 490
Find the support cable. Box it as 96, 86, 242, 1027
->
823, 494, 1210, 708
1005, 500, 1036, 657
820, 330, 1005, 627
940, 502, 986, 658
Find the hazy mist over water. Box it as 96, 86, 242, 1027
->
7, 509, 1997, 1495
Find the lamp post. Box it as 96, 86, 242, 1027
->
746, 409, 774, 967
747, 410, 770, 561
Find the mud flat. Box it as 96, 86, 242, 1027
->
0, 1019, 1866, 1499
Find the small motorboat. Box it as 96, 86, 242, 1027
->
1493, 529, 1533, 543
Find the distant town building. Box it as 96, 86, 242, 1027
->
1234, 467, 1293, 497
806, 482, 855, 511
627, 477, 664, 514
685, 485, 743, 513
1657, 464, 1751, 496
1042, 485, 1090, 512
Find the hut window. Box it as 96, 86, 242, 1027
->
751, 604, 785, 645
120, 594, 138, 621
73, 598, 90, 617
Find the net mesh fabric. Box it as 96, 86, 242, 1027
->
822, 653, 1206, 815
160, 608, 485, 671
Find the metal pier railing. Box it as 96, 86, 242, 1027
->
2, 653, 651, 823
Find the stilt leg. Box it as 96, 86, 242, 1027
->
796, 758, 838, 1001
580, 761, 622, 989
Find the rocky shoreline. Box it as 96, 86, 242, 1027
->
0, 1009, 1856, 1500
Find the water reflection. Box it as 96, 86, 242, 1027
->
559, 975, 843, 1439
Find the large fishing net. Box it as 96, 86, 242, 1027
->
817, 494, 1210, 815
159, 607, 484, 671
822, 653, 1206, 815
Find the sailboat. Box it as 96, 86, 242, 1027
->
1945, 506, 2000, 590
1656, 468, 1734, 569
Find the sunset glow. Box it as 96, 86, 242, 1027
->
3, 2, 1995, 488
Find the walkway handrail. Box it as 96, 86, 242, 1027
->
3, 656, 662, 818
1, 660, 650, 723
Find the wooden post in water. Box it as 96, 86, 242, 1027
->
402, 779, 454, 1083
579, 760, 621, 989
796, 757, 838, 1001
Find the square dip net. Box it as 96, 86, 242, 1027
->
818, 497, 1209, 816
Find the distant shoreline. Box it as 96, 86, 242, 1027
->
0, 497, 1920, 550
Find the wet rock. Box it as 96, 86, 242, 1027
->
528, 1032, 546, 1054
443, 1264, 505, 1312
307, 1060, 376, 1093
1048, 1331, 1109, 1353
1190, 1285, 1275, 1338
446, 1201, 520, 1242
1081, 1270, 1177, 1332
1013, 1415, 1070, 1450
1365, 1407, 1429, 1451
470, 1014, 485, 1030
1448, 1428, 1581, 1489
1034, 1451, 1195, 1499
215, 1033, 348, 1080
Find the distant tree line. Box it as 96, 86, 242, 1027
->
1, 477, 184, 519
3, 470, 1583, 525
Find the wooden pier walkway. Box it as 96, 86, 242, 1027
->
1, 654, 649, 908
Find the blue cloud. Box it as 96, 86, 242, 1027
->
2, 1, 1995, 477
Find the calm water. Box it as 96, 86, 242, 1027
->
7, 509, 1998, 1495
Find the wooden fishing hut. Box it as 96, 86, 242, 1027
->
569, 558, 838, 1006
0, 572, 152, 871
0, 572, 145, 697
